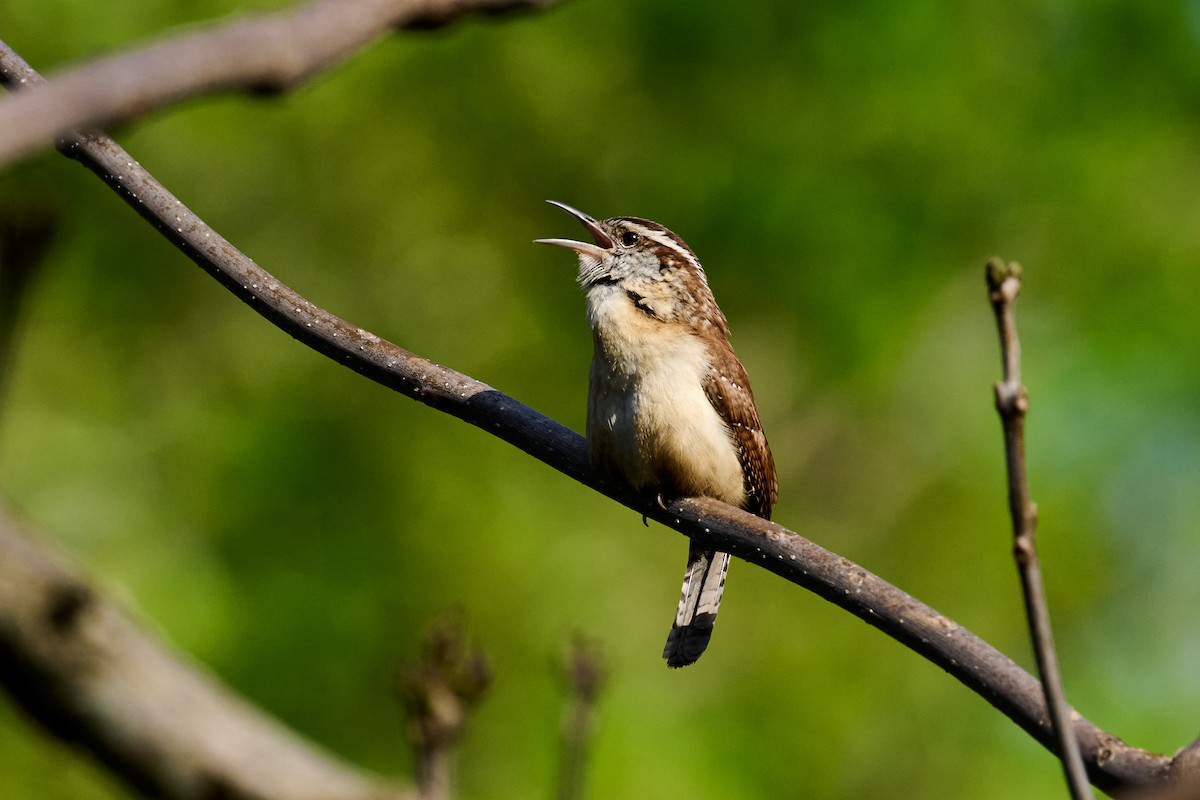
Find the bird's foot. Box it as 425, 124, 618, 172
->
641, 492, 671, 527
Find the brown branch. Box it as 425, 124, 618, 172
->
1150, 733, 1200, 799
0, 502, 415, 800
0, 0, 562, 169
987, 258, 1092, 799
1129, 734, 1200, 800
0, 40, 1182, 798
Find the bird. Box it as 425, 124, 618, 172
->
536, 201, 777, 667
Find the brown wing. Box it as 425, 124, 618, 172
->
701, 340, 777, 519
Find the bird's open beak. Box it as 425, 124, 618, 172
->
534, 200, 614, 260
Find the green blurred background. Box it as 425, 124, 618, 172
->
4, 0, 1200, 797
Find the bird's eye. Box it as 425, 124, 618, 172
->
620, 230, 640, 247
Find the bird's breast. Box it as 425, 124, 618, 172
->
584, 287, 745, 505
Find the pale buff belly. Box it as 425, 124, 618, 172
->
585, 324, 745, 506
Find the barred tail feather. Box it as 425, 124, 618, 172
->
662, 548, 730, 668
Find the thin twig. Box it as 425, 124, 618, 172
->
0, 41, 1180, 796
0, 0, 562, 169
986, 257, 1092, 800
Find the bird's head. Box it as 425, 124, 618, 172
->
536, 200, 707, 290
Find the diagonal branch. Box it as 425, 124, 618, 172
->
0, 502, 415, 800
0, 40, 1180, 798
0, 0, 562, 169
987, 258, 1091, 799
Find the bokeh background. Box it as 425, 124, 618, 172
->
4, 1, 1200, 797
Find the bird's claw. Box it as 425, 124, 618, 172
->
641, 492, 671, 527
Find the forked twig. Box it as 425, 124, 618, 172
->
986, 257, 1091, 799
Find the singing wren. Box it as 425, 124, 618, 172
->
537, 201, 777, 667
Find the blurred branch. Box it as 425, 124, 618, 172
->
986, 258, 1092, 800
0, 501, 415, 800
556, 637, 605, 800
0, 40, 1179, 799
0, 201, 58, 406
0, 0, 562, 169
396, 617, 491, 800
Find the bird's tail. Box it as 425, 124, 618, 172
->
662, 547, 730, 668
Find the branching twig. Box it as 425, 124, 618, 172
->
396, 617, 491, 800
986, 257, 1092, 799
0, 0, 562, 169
0, 503, 414, 800
556, 637, 605, 800
0, 40, 1183, 798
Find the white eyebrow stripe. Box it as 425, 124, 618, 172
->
623, 221, 706, 274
